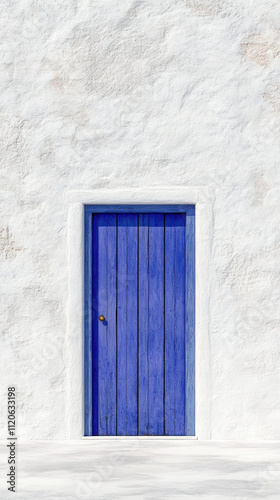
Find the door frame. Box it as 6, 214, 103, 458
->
84, 204, 195, 437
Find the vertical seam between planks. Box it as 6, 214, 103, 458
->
174, 221, 177, 435
90, 214, 94, 436
137, 214, 139, 436
147, 215, 150, 435
184, 213, 187, 435
163, 214, 166, 436
173, 221, 177, 436
126, 221, 128, 433
116, 214, 118, 436
106, 217, 108, 435
92, 214, 95, 436
98, 216, 101, 435
185, 213, 187, 436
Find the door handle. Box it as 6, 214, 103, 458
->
99, 315, 105, 321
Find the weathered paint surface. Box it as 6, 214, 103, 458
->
88, 212, 190, 436
1, 0, 280, 439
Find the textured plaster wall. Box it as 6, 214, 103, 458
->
1, 0, 280, 439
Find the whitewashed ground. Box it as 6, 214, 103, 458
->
1, 441, 280, 499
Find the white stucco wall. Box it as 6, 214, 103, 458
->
1, 0, 280, 440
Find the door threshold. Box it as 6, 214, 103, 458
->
82, 436, 198, 440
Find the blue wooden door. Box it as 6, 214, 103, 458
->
86, 209, 195, 436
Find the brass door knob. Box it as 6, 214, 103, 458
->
99, 315, 105, 321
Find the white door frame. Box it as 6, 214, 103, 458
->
66, 187, 213, 439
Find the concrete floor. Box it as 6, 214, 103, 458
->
1, 440, 280, 499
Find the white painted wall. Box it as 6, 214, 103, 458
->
1, 0, 280, 440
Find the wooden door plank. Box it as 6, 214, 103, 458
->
92, 214, 99, 436
165, 214, 186, 435
186, 210, 195, 436
84, 210, 93, 436
138, 214, 149, 435
93, 214, 117, 436
139, 214, 164, 435
148, 214, 165, 435
117, 214, 138, 435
